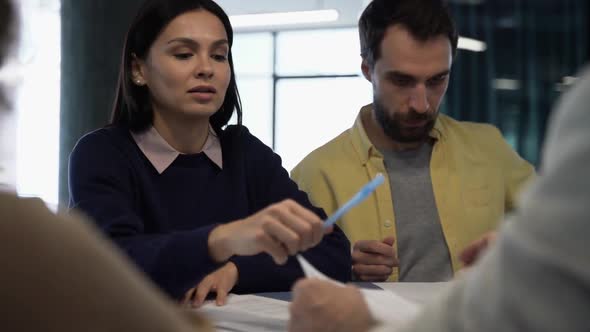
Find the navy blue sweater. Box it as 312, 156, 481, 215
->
68, 125, 351, 299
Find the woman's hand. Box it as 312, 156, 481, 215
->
182, 262, 238, 308
208, 199, 332, 264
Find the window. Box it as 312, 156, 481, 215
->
276, 29, 362, 76
233, 28, 371, 171
232, 33, 274, 147
275, 77, 371, 171
0, 0, 61, 207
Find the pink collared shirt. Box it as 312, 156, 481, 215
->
131, 126, 222, 174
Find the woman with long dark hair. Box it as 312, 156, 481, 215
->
68, 0, 351, 306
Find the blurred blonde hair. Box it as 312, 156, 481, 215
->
0, 0, 17, 107
0, 0, 16, 66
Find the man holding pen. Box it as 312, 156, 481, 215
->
292, 0, 534, 282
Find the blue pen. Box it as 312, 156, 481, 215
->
323, 173, 385, 229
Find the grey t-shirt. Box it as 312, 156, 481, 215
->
382, 143, 453, 282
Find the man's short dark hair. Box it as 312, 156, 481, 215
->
359, 0, 458, 67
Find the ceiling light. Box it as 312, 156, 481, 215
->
230, 9, 340, 29
562, 76, 577, 85
493, 78, 520, 91
458, 36, 487, 52
556, 76, 578, 92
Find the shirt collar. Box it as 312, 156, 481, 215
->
131, 125, 223, 174
351, 104, 444, 165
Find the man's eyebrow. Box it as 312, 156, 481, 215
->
385, 70, 451, 80
386, 71, 416, 80
428, 70, 450, 79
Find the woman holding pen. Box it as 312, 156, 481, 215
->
68, 0, 351, 306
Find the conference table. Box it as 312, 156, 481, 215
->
199, 282, 450, 332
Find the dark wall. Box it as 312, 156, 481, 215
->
59, 1, 143, 204
444, 0, 588, 167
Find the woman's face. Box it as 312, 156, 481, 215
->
132, 9, 231, 121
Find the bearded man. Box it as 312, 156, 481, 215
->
291, 0, 535, 282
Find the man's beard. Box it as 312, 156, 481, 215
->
373, 96, 437, 144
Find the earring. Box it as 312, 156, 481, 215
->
134, 78, 144, 85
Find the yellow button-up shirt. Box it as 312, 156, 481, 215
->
292, 105, 535, 281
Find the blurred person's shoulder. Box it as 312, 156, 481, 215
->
0, 188, 103, 242
0, 191, 49, 215
0, 191, 60, 233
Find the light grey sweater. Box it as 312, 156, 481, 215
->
375, 68, 590, 332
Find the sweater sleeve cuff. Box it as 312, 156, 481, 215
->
229, 254, 303, 293
156, 223, 223, 298
229, 255, 265, 292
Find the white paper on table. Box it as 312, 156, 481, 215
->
375, 282, 450, 306
296, 254, 422, 326
199, 294, 288, 332
296, 254, 343, 283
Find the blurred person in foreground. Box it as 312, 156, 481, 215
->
0, 0, 210, 330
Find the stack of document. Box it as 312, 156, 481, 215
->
198, 255, 423, 332
199, 294, 289, 331
296, 255, 421, 326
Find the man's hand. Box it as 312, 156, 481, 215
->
459, 231, 497, 267
352, 237, 398, 281
208, 199, 330, 264
289, 279, 374, 332
182, 262, 238, 308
